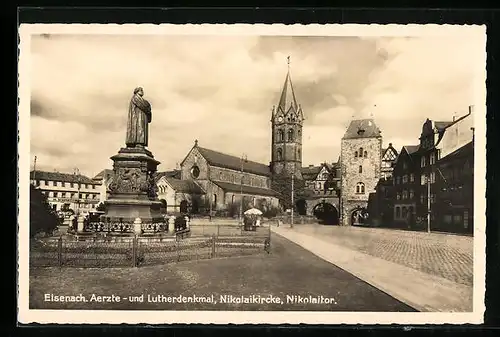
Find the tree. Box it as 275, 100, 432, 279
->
96, 202, 106, 212
30, 185, 61, 237
270, 172, 306, 210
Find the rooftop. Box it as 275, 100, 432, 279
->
342, 119, 382, 140
31, 170, 98, 185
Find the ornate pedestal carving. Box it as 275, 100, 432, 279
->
100, 146, 166, 235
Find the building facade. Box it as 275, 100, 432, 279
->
30, 170, 101, 215
391, 145, 420, 228
434, 140, 474, 234
340, 118, 383, 226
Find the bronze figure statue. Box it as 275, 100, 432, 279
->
126, 87, 152, 148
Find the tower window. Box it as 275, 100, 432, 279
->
359, 165, 363, 173
278, 129, 284, 142
298, 129, 301, 138
356, 182, 365, 194
359, 147, 364, 156
288, 129, 294, 142
354, 151, 358, 158
364, 151, 367, 158
297, 149, 301, 158
277, 148, 283, 161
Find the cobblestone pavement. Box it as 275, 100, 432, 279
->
290, 225, 473, 287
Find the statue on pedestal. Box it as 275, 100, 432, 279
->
126, 87, 152, 148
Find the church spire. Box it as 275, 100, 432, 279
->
277, 56, 300, 116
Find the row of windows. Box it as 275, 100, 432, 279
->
276, 129, 301, 142
394, 174, 415, 185
34, 179, 97, 189
276, 148, 301, 161
43, 191, 99, 199
396, 189, 415, 200
354, 147, 368, 158
394, 205, 414, 219
421, 152, 438, 167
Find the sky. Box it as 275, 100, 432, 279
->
29, 33, 483, 178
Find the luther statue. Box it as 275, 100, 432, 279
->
126, 87, 152, 148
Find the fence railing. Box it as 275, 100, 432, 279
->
30, 224, 271, 268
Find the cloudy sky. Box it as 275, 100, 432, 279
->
29, 33, 483, 178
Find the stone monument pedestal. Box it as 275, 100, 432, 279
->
99, 146, 166, 235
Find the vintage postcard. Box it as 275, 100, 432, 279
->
18, 23, 487, 325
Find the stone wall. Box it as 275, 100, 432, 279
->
340, 136, 382, 225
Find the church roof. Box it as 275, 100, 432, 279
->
403, 145, 420, 154
342, 118, 382, 140
196, 146, 271, 177
165, 178, 205, 194
212, 181, 279, 197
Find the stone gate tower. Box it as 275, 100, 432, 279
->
340, 118, 383, 226
270, 58, 303, 180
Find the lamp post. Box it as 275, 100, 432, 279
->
74, 167, 81, 216
291, 169, 295, 228
239, 154, 247, 224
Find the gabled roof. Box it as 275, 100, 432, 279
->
403, 145, 420, 155
196, 146, 271, 177
212, 181, 279, 197
342, 119, 382, 140
301, 163, 332, 181
92, 169, 113, 181
165, 178, 205, 194
31, 170, 97, 185
439, 140, 474, 162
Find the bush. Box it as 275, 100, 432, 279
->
30, 185, 61, 237
262, 206, 281, 219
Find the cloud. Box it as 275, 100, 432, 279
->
28, 32, 482, 177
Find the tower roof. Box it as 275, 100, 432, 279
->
342, 118, 382, 140
278, 71, 299, 114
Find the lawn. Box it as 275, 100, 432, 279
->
29, 233, 416, 312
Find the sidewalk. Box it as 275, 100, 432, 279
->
272, 225, 473, 312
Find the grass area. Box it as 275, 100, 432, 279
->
29, 234, 416, 312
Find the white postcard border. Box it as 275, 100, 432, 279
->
18, 23, 487, 325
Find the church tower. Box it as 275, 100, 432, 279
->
270, 57, 304, 179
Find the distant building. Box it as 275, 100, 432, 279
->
156, 172, 205, 214
416, 106, 474, 230
390, 145, 420, 228
30, 170, 101, 215
381, 143, 398, 179
340, 118, 383, 226
92, 169, 113, 203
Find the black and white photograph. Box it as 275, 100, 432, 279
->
18, 24, 486, 325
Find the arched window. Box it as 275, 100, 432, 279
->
277, 148, 283, 161
364, 151, 367, 158
359, 147, 364, 156
278, 129, 284, 142
298, 129, 301, 138
354, 151, 358, 158
356, 182, 365, 194
359, 165, 363, 173
395, 206, 401, 218
297, 149, 301, 158
213, 194, 217, 207
288, 129, 294, 142
218, 172, 223, 180
231, 195, 235, 204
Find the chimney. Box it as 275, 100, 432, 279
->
453, 115, 456, 122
